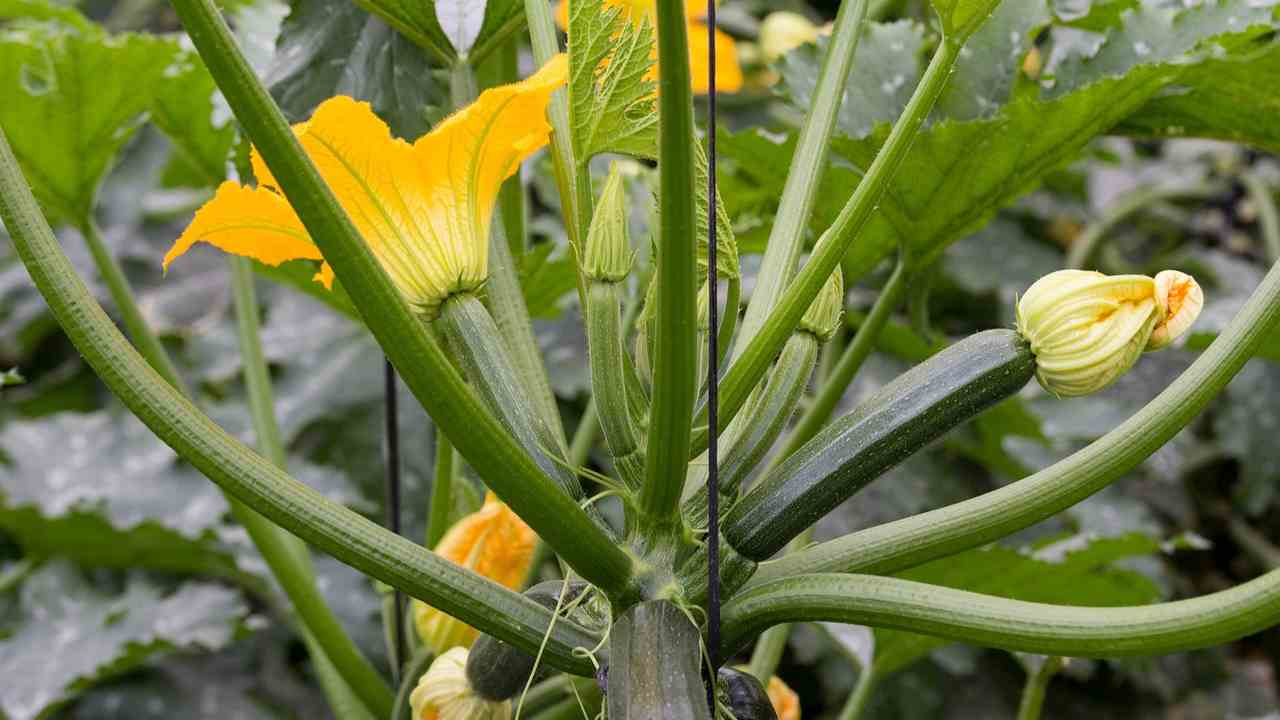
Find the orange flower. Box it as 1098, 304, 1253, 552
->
766, 675, 801, 720
413, 493, 537, 654
163, 56, 568, 318
557, 0, 743, 94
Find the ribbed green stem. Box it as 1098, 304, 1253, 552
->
1016, 656, 1064, 720
0, 128, 604, 674
231, 257, 393, 715
754, 253, 1280, 583
434, 293, 597, 518
733, 0, 871, 357
1242, 172, 1280, 265
836, 667, 877, 720
1066, 181, 1226, 269
746, 624, 789, 682
166, 0, 636, 599
697, 38, 963, 456
638, 0, 699, 540
778, 260, 907, 461
718, 276, 741, 365
682, 332, 819, 527
306, 632, 378, 720
426, 426, 454, 549
570, 397, 601, 467
720, 571, 1280, 659
586, 281, 646, 491
79, 220, 186, 393
524, 0, 592, 261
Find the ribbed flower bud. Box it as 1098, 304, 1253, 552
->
760, 11, 821, 62
413, 493, 536, 654
582, 164, 633, 283
798, 269, 845, 342
410, 648, 511, 720
1016, 269, 1203, 397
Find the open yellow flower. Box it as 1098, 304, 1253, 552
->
413, 492, 537, 654
1016, 269, 1203, 397
556, 0, 743, 94
163, 55, 568, 318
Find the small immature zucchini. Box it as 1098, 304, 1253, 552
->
465, 580, 587, 701
716, 667, 778, 720
724, 329, 1036, 561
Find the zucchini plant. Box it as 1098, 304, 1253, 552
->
2, 0, 1280, 718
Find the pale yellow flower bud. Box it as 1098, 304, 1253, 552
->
583, 164, 633, 283
410, 648, 511, 720
760, 11, 821, 63
799, 269, 845, 342
1016, 269, 1203, 397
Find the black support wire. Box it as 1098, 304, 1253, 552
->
383, 358, 405, 681
705, 0, 722, 676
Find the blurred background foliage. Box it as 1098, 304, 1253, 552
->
1, 0, 1279, 717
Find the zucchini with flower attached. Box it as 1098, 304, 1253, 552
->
722, 269, 1204, 562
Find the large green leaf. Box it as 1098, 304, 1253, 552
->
770, 2, 1280, 281
1113, 41, 1280, 152
267, 0, 443, 141
149, 53, 236, 188
568, 0, 657, 162
0, 562, 245, 720
0, 19, 179, 224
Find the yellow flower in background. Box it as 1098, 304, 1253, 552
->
410, 648, 511, 720
766, 675, 801, 720
759, 11, 821, 63
556, 0, 744, 94
1017, 269, 1203, 397
413, 492, 537, 654
163, 55, 568, 318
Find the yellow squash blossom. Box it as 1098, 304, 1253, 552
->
766, 675, 801, 720
759, 11, 821, 63
410, 648, 511, 720
163, 55, 568, 318
413, 492, 537, 654
556, 0, 743, 94
1017, 269, 1203, 397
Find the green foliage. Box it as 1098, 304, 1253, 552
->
568, 0, 658, 163
269, 0, 442, 141
930, 0, 1003, 40
0, 19, 178, 224
353, 0, 523, 65
0, 367, 22, 386
0, 561, 245, 720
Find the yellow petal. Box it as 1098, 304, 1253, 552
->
413, 492, 537, 653
766, 676, 801, 720
688, 22, 744, 94
163, 181, 332, 287
1147, 269, 1204, 350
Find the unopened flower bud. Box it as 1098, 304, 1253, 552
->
1016, 269, 1203, 397
760, 11, 821, 62
583, 164, 633, 283
799, 269, 845, 342
410, 648, 511, 720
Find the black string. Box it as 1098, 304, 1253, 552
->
705, 0, 722, 678
384, 358, 405, 681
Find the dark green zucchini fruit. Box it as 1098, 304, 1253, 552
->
465, 580, 586, 701
724, 329, 1035, 560
717, 667, 778, 720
